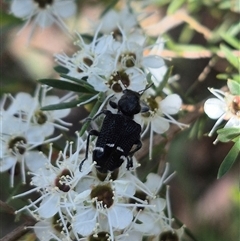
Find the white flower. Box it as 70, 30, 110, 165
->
33, 217, 74, 241
135, 94, 188, 159
32, 86, 72, 137
96, 7, 144, 43
73, 184, 133, 239
118, 39, 164, 69
204, 88, 240, 141
13, 136, 93, 221
10, 0, 76, 41
130, 165, 174, 236
55, 33, 116, 83
3, 86, 72, 138
0, 114, 50, 187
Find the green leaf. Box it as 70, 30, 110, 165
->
227, 79, 240, 95
54, 65, 69, 74
220, 44, 239, 70
0, 11, 22, 26
217, 141, 240, 178
59, 74, 95, 92
221, 33, 239, 49
232, 74, 240, 82
79, 93, 105, 136
38, 78, 95, 94
167, 0, 185, 14
155, 66, 173, 96
217, 127, 240, 142
216, 73, 229, 80
100, 0, 119, 17
41, 99, 81, 111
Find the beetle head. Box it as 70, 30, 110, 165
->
118, 89, 142, 117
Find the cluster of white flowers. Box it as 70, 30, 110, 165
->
3, 3, 187, 241
0, 85, 72, 187
12, 135, 184, 241
54, 7, 186, 156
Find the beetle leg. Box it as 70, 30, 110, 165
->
126, 156, 133, 170
79, 129, 99, 171
129, 140, 142, 156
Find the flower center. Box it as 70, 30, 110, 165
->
108, 71, 130, 93
119, 52, 136, 67
142, 96, 159, 117
76, 57, 93, 73
129, 190, 149, 211
52, 213, 71, 234
231, 96, 240, 117
34, 0, 53, 8
55, 169, 72, 192
111, 28, 123, 40
88, 232, 111, 241
91, 185, 114, 208
8, 136, 27, 155
159, 230, 179, 241
34, 110, 48, 125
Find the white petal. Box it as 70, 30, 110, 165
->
123, 231, 143, 241
25, 126, 45, 143
142, 56, 165, 68
204, 98, 226, 119
25, 151, 48, 172
114, 180, 136, 196
134, 212, 156, 233
151, 117, 170, 134
54, 1, 77, 18
72, 209, 96, 235
38, 195, 59, 218
10, 0, 34, 18
160, 94, 182, 115
87, 75, 108, 92
74, 189, 91, 202
34, 221, 52, 241
145, 173, 161, 193
0, 156, 17, 172
8, 93, 36, 115
150, 198, 166, 212
108, 206, 132, 229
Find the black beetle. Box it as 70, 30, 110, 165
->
79, 86, 151, 173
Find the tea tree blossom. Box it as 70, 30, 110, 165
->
3, 86, 72, 138
0, 114, 53, 187
135, 93, 188, 159
204, 87, 240, 142
10, 0, 77, 40
13, 138, 94, 218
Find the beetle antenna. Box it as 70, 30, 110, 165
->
139, 83, 153, 95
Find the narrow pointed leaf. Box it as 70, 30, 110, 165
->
79, 93, 105, 136
220, 44, 239, 70
54, 65, 69, 74
217, 141, 240, 178
167, 0, 185, 14
38, 78, 95, 94
217, 127, 240, 142
155, 66, 173, 95
227, 79, 240, 95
